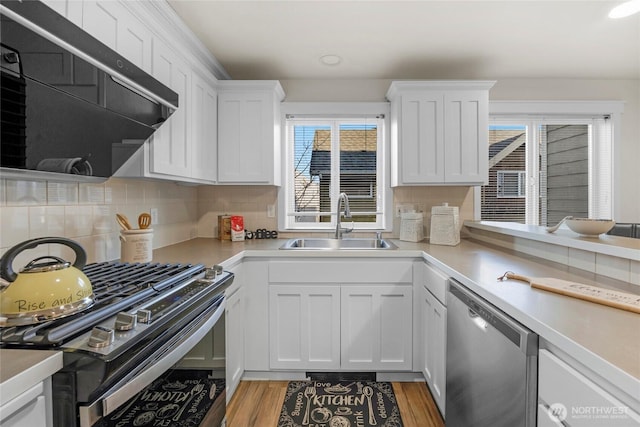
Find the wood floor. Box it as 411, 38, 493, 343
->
226, 380, 444, 427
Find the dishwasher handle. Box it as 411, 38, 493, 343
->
449, 279, 538, 356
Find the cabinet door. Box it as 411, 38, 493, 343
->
190, 73, 217, 182
269, 285, 341, 370
226, 288, 244, 402
443, 90, 489, 184
341, 285, 413, 370
217, 91, 274, 183
0, 382, 48, 427
538, 349, 640, 426
82, 1, 152, 73
150, 42, 191, 177
399, 92, 445, 184
41, 0, 83, 27
422, 287, 447, 416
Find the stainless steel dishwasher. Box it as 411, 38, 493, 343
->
446, 279, 538, 427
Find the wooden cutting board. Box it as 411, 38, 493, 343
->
501, 272, 640, 314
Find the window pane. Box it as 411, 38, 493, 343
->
481, 125, 527, 222
293, 124, 329, 224
339, 123, 378, 222
539, 124, 589, 226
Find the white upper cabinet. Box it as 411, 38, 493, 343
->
217, 81, 285, 185
150, 41, 191, 177
41, 0, 83, 27
190, 71, 218, 182
82, 1, 152, 73
387, 81, 495, 186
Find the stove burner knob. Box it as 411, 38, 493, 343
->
88, 326, 115, 348
114, 312, 137, 331
205, 265, 224, 280
137, 309, 152, 324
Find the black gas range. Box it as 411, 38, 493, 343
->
0, 261, 234, 427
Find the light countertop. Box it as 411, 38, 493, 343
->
3, 233, 638, 409
0, 349, 62, 405
154, 236, 640, 406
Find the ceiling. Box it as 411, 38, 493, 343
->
167, 0, 640, 81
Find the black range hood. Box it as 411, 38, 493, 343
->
0, 0, 178, 181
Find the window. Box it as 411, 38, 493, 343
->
279, 103, 390, 231
497, 171, 526, 198
480, 100, 622, 225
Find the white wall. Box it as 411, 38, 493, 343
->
280, 78, 640, 222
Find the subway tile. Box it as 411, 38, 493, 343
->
568, 248, 596, 273
92, 205, 113, 234
126, 182, 145, 204
79, 183, 105, 204
630, 260, 640, 286
64, 205, 94, 237
0, 206, 29, 248
47, 182, 79, 205
595, 253, 631, 283
5, 180, 47, 206
29, 206, 65, 238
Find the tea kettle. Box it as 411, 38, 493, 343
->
0, 237, 94, 327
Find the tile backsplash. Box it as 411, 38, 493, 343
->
0, 178, 198, 267
0, 177, 475, 267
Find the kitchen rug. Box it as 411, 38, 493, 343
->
95, 370, 225, 427
278, 380, 403, 427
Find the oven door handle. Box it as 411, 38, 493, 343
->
78, 297, 226, 427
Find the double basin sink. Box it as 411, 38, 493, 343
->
280, 238, 397, 250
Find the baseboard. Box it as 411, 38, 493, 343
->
242, 370, 425, 382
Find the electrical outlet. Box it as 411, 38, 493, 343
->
267, 204, 276, 218
395, 203, 414, 217
150, 208, 158, 225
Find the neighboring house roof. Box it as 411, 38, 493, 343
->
311, 128, 377, 175
310, 151, 377, 175
489, 133, 525, 167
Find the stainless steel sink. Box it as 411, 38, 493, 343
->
280, 238, 397, 250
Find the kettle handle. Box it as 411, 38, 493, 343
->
0, 237, 87, 282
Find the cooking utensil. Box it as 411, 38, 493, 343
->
545, 216, 572, 233
0, 237, 94, 326
116, 213, 133, 231
138, 212, 152, 229
499, 272, 640, 314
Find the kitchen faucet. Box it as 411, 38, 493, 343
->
334, 192, 353, 239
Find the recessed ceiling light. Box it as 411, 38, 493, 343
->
608, 0, 640, 18
320, 54, 342, 66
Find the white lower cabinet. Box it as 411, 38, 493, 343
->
269, 285, 341, 370
225, 287, 244, 401
0, 379, 52, 427
538, 349, 640, 426
269, 283, 413, 371
421, 286, 446, 416
341, 285, 413, 370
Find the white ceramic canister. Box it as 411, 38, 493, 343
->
120, 229, 153, 263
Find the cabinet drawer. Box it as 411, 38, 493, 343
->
423, 262, 448, 305
269, 260, 413, 283
538, 350, 640, 426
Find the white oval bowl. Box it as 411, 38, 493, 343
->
565, 218, 615, 236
